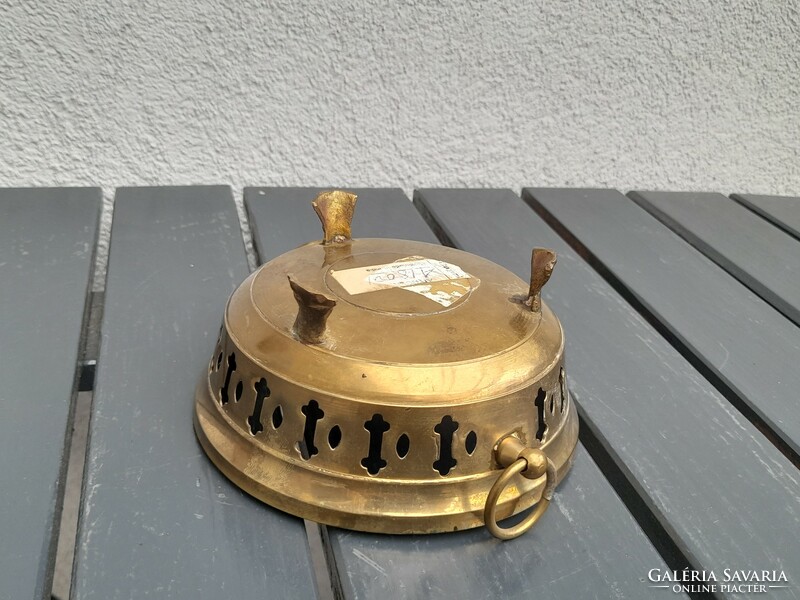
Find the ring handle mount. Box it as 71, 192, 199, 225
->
484, 435, 556, 540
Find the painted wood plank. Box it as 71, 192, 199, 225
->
732, 193, 800, 242
72, 187, 316, 600
629, 191, 800, 326
245, 187, 676, 600
245, 187, 439, 257
505, 187, 800, 594
525, 188, 800, 457
0, 188, 100, 600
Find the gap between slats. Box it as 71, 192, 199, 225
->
51, 221, 106, 600
523, 193, 800, 472
730, 194, 800, 243
627, 191, 800, 329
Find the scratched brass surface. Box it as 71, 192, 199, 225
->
194, 192, 578, 535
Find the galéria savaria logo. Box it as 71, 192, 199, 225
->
647, 569, 790, 595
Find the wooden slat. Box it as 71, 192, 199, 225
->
731, 193, 800, 241
245, 187, 675, 600
245, 187, 439, 256
629, 191, 800, 326
512, 188, 800, 591
423, 188, 800, 596
72, 187, 316, 600
0, 188, 100, 600
525, 188, 800, 457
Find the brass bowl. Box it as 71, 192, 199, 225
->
194, 191, 578, 539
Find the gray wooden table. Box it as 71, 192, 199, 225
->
2, 186, 798, 600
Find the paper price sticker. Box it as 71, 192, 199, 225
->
331, 256, 476, 307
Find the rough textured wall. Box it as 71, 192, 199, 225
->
1, 0, 798, 195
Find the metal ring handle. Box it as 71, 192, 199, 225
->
484, 455, 557, 540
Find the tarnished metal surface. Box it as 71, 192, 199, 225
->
195, 191, 578, 537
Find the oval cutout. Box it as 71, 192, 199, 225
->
396, 433, 410, 459
271, 405, 283, 429
465, 430, 477, 455
328, 425, 342, 449
235, 380, 243, 402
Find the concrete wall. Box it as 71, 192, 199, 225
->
1, 0, 798, 195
